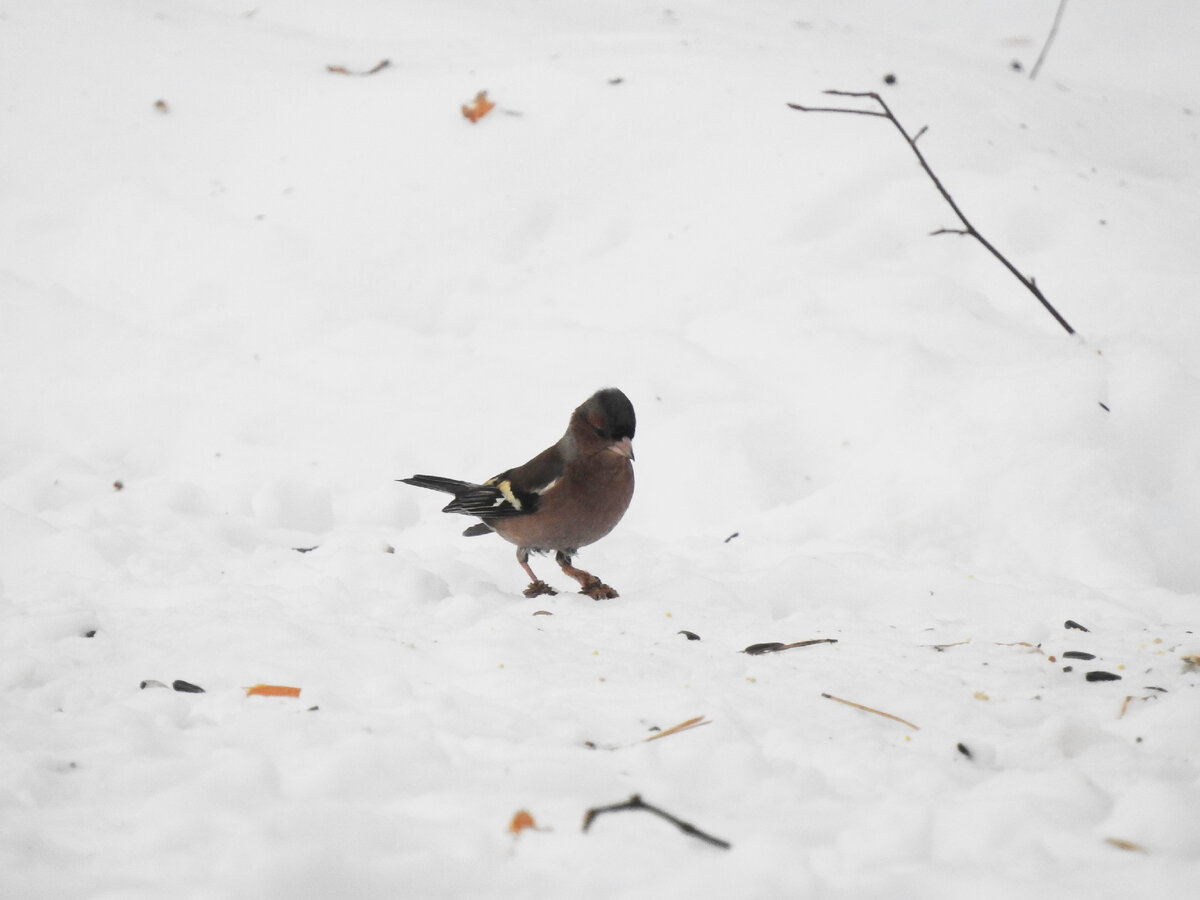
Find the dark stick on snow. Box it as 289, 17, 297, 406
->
1030, 0, 1069, 81
787, 90, 1077, 337
582, 794, 732, 849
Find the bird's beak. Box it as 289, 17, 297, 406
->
611, 437, 634, 461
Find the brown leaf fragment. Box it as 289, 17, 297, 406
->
462, 90, 495, 123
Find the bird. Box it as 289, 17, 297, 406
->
400, 388, 636, 599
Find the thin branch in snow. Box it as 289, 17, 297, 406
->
1030, 0, 1070, 81
788, 91, 1078, 337
582, 794, 732, 850
821, 692, 920, 730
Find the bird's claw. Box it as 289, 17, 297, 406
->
523, 580, 558, 598
579, 580, 619, 601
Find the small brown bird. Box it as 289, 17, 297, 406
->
400, 388, 636, 599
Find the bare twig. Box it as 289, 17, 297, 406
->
1030, 0, 1069, 81
583, 794, 732, 850
821, 692, 920, 730
788, 91, 1077, 337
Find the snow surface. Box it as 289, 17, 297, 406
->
3, 1, 1200, 897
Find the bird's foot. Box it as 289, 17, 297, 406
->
523, 580, 558, 598
578, 577, 619, 601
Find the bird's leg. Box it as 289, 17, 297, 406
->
518, 549, 557, 598
555, 551, 619, 600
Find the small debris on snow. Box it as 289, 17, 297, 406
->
743, 639, 837, 655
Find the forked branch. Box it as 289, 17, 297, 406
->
788, 90, 1077, 337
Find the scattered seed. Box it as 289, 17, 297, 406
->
744, 639, 837, 655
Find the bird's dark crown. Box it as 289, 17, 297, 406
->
585, 388, 636, 442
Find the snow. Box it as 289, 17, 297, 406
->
2, 0, 1199, 896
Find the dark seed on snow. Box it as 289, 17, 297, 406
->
743, 642, 787, 655
1085, 671, 1122, 682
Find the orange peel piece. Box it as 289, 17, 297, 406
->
508, 810, 537, 834
245, 684, 302, 698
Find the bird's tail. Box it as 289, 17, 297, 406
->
398, 474, 475, 495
